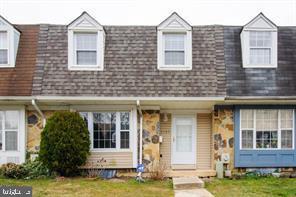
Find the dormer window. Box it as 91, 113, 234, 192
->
68, 12, 105, 71
249, 31, 272, 65
157, 13, 192, 70
0, 31, 8, 64
0, 15, 21, 68
164, 33, 185, 65
74, 32, 97, 65
241, 13, 277, 68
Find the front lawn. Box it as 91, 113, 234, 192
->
206, 177, 296, 197
0, 177, 173, 197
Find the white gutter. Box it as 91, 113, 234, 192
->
31, 99, 46, 127
0, 96, 225, 101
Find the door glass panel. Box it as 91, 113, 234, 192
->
176, 124, 192, 152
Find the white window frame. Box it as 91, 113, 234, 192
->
83, 111, 134, 153
0, 106, 25, 164
0, 31, 9, 66
157, 13, 192, 70
241, 13, 278, 68
67, 12, 105, 71
240, 109, 295, 150
0, 16, 20, 68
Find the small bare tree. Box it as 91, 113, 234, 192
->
148, 162, 167, 180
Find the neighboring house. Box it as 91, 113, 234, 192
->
0, 11, 295, 177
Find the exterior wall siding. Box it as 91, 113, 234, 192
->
83, 152, 133, 169
234, 105, 296, 168
159, 113, 212, 170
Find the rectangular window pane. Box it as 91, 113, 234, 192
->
255, 110, 278, 149
250, 48, 271, 65
76, 51, 97, 65
5, 111, 19, 130
120, 112, 129, 130
75, 33, 97, 50
165, 51, 185, 65
242, 130, 253, 149
281, 130, 293, 149
5, 131, 17, 151
0, 49, 8, 64
241, 110, 254, 129
120, 131, 129, 149
164, 34, 185, 50
250, 31, 271, 47
281, 110, 293, 129
93, 112, 116, 149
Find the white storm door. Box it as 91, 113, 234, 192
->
172, 115, 196, 165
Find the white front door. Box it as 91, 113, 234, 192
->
172, 115, 196, 165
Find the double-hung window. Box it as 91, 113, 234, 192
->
74, 32, 97, 65
240, 109, 294, 150
80, 112, 131, 150
0, 31, 8, 65
249, 31, 272, 65
164, 33, 185, 66
0, 111, 19, 151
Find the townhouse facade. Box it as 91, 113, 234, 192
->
0, 12, 295, 177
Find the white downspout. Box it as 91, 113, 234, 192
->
31, 99, 46, 127
136, 100, 144, 181
137, 100, 143, 164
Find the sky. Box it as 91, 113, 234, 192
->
0, 0, 295, 26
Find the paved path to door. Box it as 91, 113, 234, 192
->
173, 177, 214, 197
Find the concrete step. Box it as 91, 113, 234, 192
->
173, 177, 205, 190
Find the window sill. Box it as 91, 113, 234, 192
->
0, 64, 14, 68
240, 148, 294, 151
158, 65, 192, 71
243, 64, 277, 68
90, 149, 132, 153
68, 65, 103, 71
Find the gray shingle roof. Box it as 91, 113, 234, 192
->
224, 26, 296, 97
32, 25, 226, 97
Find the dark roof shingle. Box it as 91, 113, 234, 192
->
32, 25, 226, 97
225, 26, 296, 97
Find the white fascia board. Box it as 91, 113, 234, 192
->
33, 96, 225, 101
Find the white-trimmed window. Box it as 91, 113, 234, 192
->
240, 109, 294, 150
0, 31, 8, 64
68, 12, 105, 71
157, 13, 192, 70
0, 16, 20, 68
241, 13, 277, 68
249, 31, 272, 65
80, 112, 131, 150
74, 32, 97, 65
0, 111, 19, 151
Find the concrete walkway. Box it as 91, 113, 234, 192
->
173, 177, 214, 197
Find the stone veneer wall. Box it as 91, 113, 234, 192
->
142, 110, 160, 171
213, 109, 234, 170
27, 111, 54, 153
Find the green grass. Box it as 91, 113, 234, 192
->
206, 177, 296, 197
0, 177, 173, 197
